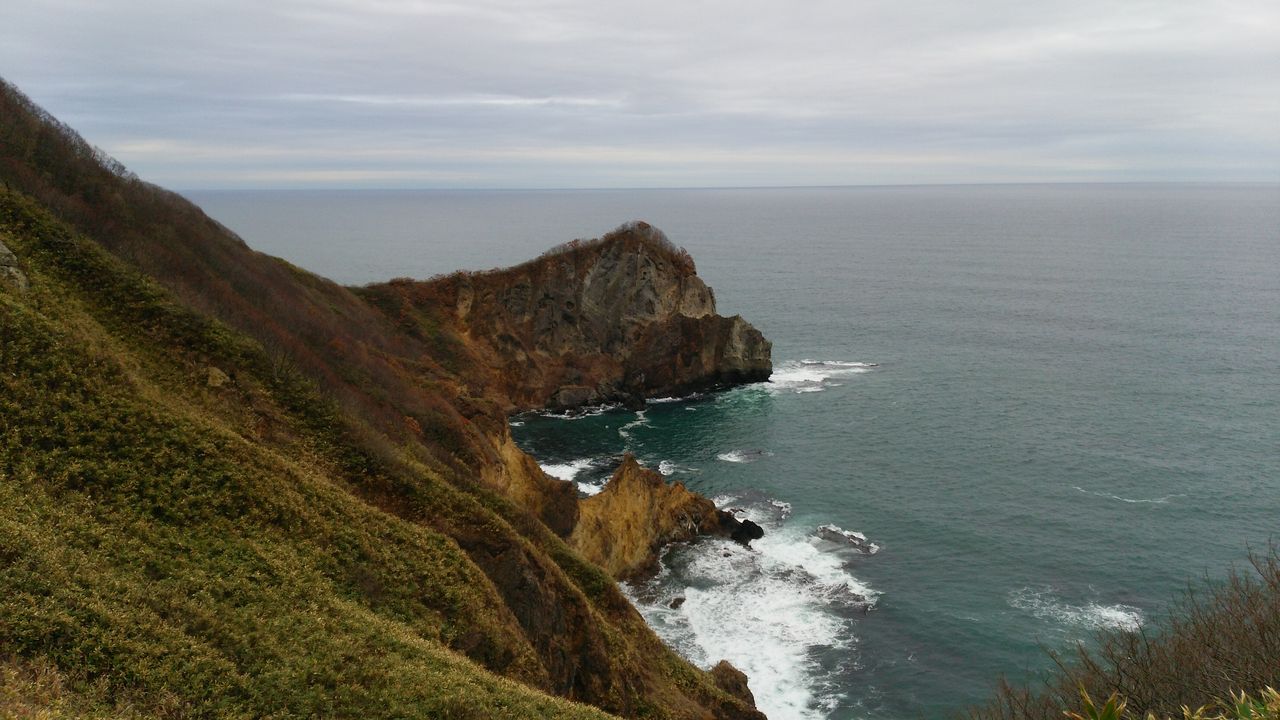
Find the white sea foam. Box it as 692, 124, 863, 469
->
1073, 486, 1185, 505
539, 458, 608, 496
649, 392, 704, 404
656, 460, 698, 476
627, 496, 878, 720
539, 459, 593, 482
817, 524, 881, 554
766, 359, 877, 395
618, 410, 649, 441
1009, 587, 1143, 632
716, 449, 773, 463
538, 402, 622, 420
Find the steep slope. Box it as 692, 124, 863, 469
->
0, 78, 768, 719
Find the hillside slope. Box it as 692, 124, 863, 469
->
0, 78, 766, 719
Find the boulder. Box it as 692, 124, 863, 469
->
0, 238, 29, 293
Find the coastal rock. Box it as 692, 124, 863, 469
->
720, 513, 764, 546
710, 660, 757, 708
416, 221, 772, 411
570, 454, 732, 579
0, 237, 29, 292
817, 523, 879, 554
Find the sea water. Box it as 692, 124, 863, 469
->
190, 184, 1280, 719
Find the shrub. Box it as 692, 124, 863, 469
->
967, 547, 1280, 720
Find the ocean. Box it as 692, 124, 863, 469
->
189, 184, 1280, 719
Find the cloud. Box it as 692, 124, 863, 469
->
2, 0, 1277, 187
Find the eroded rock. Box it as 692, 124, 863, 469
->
570, 454, 733, 579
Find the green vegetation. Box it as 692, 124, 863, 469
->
966, 549, 1280, 720
1066, 686, 1279, 720
0, 187, 609, 719
1, 76, 760, 719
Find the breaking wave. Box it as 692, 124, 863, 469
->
717, 449, 774, 464
766, 359, 878, 395
539, 458, 614, 496
535, 402, 623, 420
1009, 586, 1143, 632
626, 494, 879, 720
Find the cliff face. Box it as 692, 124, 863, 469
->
387, 221, 772, 411
0, 77, 769, 720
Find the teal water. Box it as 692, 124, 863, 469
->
191, 184, 1280, 719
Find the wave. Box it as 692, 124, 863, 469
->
536, 402, 623, 420
1009, 586, 1143, 632
766, 359, 877, 395
656, 459, 699, 476
649, 392, 705, 404
716, 449, 773, 464
1073, 486, 1186, 505
539, 459, 593, 482
539, 458, 611, 496
618, 410, 649, 441
626, 494, 879, 719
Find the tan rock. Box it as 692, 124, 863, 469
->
569, 454, 726, 580
206, 366, 230, 388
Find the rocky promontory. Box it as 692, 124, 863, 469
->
415, 221, 773, 411
570, 455, 764, 579
3, 75, 773, 720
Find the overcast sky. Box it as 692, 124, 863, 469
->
3, 0, 1278, 188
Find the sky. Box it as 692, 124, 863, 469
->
2, 0, 1278, 189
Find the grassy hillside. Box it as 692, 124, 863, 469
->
0, 78, 762, 719
0, 188, 613, 718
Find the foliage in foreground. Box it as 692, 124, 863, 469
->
967, 549, 1280, 720
1067, 686, 1280, 720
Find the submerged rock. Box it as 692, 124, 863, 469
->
817, 523, 880, 554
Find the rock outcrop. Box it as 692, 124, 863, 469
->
417, 221, 772, 411
0, 235, 28, 292
569, 455, 762, 579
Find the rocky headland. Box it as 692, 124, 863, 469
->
383, 220, 772, 412
1, 75, 771, 720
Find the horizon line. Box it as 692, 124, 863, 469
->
179, 180, 1280, 193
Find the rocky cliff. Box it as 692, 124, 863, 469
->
378, 221, 772, 412
570, 455, 765, 579
0, 76, 770, 720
